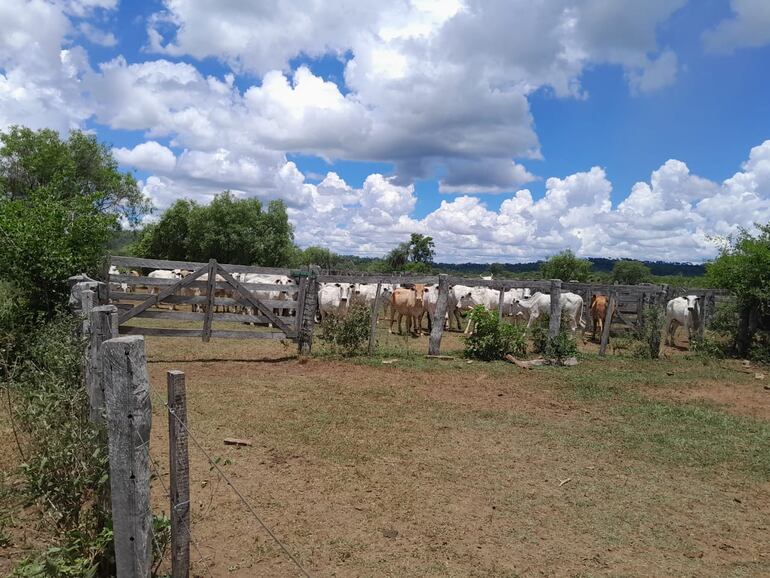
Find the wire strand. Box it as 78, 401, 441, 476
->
167, 405, 311, 578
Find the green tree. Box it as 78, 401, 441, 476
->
706, 225, 770, 356
489, 263, 506, 277
408, 233, 435, 264
611, 260, 651, 285
295, 246, 344, 270
386, 242, 410, 271
540, 249, 592, 282
0, 127, 148, 316
137, 192, 295, 266
0, 126, 149, 225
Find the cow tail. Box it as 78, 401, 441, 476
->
578, 299, 586, 329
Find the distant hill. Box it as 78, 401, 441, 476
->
429, 258, 706, 277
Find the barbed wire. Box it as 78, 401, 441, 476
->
166, 404, 311, 578
136, 427, 214, 578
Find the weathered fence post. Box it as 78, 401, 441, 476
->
297, 267, 319, 354
368, 282, 382, 355
87, 304, 118, 425
497, 284, 506, 321
428, 274, 449, 355
167, 370, 190, 578
202, 259, 217, 343
599, 290, 616, 356
102, 335, 152, 578
81, 289, 95, 335
548, 279, 562, 339
696, 291, 713, 340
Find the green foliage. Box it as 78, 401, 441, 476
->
13, 525, 114, 578
318, 304, 372, 356
637, 304, 665, 359
293, 246, 346, 270
463, 305, 527, 361
6, 315, 113, 576
0, 126, 149, 225
530, 314, 578, 361
540, 250, 592, 282
611, 260, 651, 285
135, 193, 295, 266
385, 233, 435, 271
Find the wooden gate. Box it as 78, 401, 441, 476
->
109, 257, 317, 349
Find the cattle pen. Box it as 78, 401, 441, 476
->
106, 255, 726, 357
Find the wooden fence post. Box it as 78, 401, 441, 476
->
102, 335, 152, 578
428, 274, 449, 355
81, 288, 95, 335
167, 370, 190, 578
497, 284, 506, 321
696, 291, 712, 340
548, 279, 562, 339
599, 290, 616, 356
202, 259, 217, 343
368, 282, 382, 355
87, 304, 118, 425
297, 268, 319, 354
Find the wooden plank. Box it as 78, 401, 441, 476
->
115, 306, 290, 325
548, 279, 562, 339
121, 327, 204, 338
428, 274, 449, 355
202, 259, 217, 343
112, 293, 298, 310
599, 291, 617, 356
118, 263, 209, 324
87, 305, 118, 425
167, 371, 190, 578
123, 310, 206, 322
210, 330, 288, 340
368, 282, 382, 355
102, 336, 152, 578
318, 274, 438, 285
214, 265, 295, 338
111, 255, 293, 276
110, 275, 288, 292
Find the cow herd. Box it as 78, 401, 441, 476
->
110, 266, 707, 347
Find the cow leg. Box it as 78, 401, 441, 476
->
464, 316, 473, 334
389, 312, 396, 334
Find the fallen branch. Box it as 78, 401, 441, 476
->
425, 355, 456, 360
224, 438, 252, 447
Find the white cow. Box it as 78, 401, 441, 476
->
318, 282, 355, 321
503, 288, 531, 317
512, 291, 586, 333
236, 273, 292, 318
148, 269, 184, 310
664, 295, 702, 346
422, 285, 462, 331
350, 283, 393, 318
108, 265, 130, 294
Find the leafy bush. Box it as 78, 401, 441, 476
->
463, 305, 527, 361
540, 249, 592, 282
689, 335, 726, 360
637, 304, 665, 359
6, 316, 112, 575
529, 313, 578, 361
318, 304, 372, 356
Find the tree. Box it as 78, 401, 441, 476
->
706, 225, 770, 356
137, 192, 295, 266
611, 260, 651, 285
408, 233, 435, 264
0, 126, 149, 225
489, 263, 506, 277
294, 246, 344, 270
0, 127, 148, 316
540, 250, 592, 282
385, 233, 435, 271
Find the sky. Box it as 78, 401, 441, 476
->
2, 0, 770, 263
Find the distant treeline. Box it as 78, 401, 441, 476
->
426, 258, 706, 277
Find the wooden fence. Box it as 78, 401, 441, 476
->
106, 257, 726, 356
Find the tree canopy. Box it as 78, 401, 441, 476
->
540, 250, 592, 282
0, 127, 148, 316
611, 260, 651, 285
134, 192, 295, 266
385, 233, 435, 271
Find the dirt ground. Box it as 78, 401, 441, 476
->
3, 319, 770, 577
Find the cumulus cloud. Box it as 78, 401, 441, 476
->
78, 22, 117, 47
113, 141, 177, 173
703, 0, 770, 53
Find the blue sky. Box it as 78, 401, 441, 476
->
2, 0, 770, 262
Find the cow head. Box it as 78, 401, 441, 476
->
414, 284, 426, 305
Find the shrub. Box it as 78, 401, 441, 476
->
318, 304, 372, 356
637, 304, 664, 359
463, 305, 527, 361
6, 315, 112, 575
529, 313, 578, 362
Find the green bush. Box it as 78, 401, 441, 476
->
318, 304, 372, 356
463, 305, 527, 361
637, 304, 664, 359
6, 316, 112, 575
530, 314, 578, 361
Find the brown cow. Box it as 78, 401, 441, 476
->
389, 284, 426, 336
589, 295, 613, 341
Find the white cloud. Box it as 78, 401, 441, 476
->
703, 0, 770, 53
113, 141, 177, 173
78, 22, 117, 47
